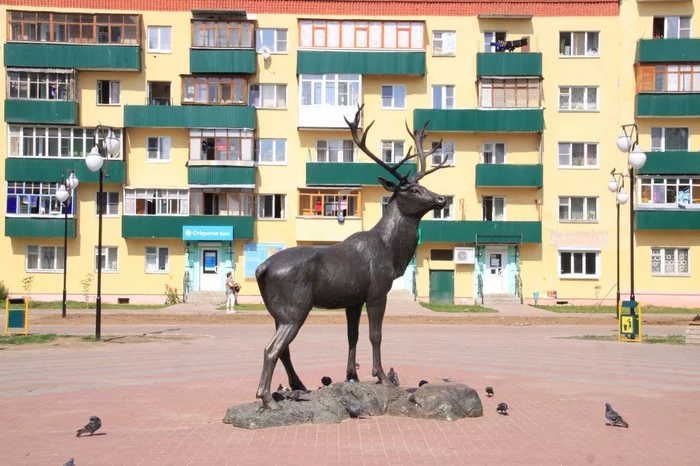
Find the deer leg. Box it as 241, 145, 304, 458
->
280, 347, 307, 391
256, 321, 304, 409
366, 295, 391, 385
345, 303, 363, 382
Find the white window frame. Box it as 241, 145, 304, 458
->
188, 129, 254, 162
482, 196, 506, 221
256, 194, 286, 220
96, 80, 120, 105
145, 246, 169, 273
638, 177, 700, 208
558, 142, 599, 169
147, 26, 172, 53
431, 141, 455, 166
558, 86, 599, 112
432, 85, 455, 109
249, 84, 288, 109
381, 140, 405, 163
6, 181, 75, 217
256, 28, 288, 53
146, 136, 172, 162
432, 196, 454, 220
298, 20, 425, 50
558, 249, 600, 279
651, 127, 690, 152
483, 31, 507, 53
381, 84, 406, 109
483, 142, 506, 164
299, 74, 361, 108
559, 197, 598, 222
25, 245, 64, 273
123, 189, 189, 216
480, 78, 541, 109
95, 246, 119, 273
95, 191, 119, 216
8, 126, 124, 159
316, 140, 355, 162
651, 247, 690, 276
659, 16, 692, 39
255, 139, 287, 165
559, 31, 600, 57
432, 31, 456, 56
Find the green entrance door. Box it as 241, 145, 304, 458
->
429, 270, 454, 304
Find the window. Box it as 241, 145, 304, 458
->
559, 251, 599, 278
381, 196, 392, 215
430, 249, 454, 261
256, 139, 286, 164
651, 127, 689, 151
300, 74, 360, 107
559, 197, 598, 222
484, 31, 506, 53
256, 28, 288, 53
559, 86, 598, 111
432, 196, 454, 220
8, 126, 124, 159
6, 181, 74, 216
298, 20, 425, 49
637, 64, 700, 93
7, 11, 140, 44
299, 189, 361, 217
189, 129, 254, 161
558, 143, 598, 168
480, 79, 541, 108
431, 141, 455, 166
147, 26, 171, 52
190, 190, 254, 216
381, 140, 404, 163
317, 140, 355, 162
432, 31, 455, 55
95, 247, 118, 272
483, 196, 505, 221
147, 137, 172, 161
249, 84, 287, 109
192, 21, 254, 48
26, 245, 64, 272
182, 76, 246, 105
257, 194, 286, 219
7, 70, 75, 100
123, 189, 189, 215
96, 80, 120, 105
146, 247, 169, 273
559, 32, 599, 57
651, 247, 689, 276
96, 192, 119, 216
639, 178, 700, 207
652, 16, 691, 39
244, 243, 285, 278
381, 85, 406, 109
483, 142, 506, 164
432, 85, 455, 109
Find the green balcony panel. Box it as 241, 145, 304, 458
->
476, 52, 542, 77
419, 220, 542, 244
5, 158, 125, 184
121, 215, 254, 239
297, 50, 426, 75
190, 49, 256, 74
638, 151, 700, 175
636, 39, 700, 63
124, 105, 256, 128
5, 217, 75, 238
4, 43, 140, 70
5, 100, 78, 125
636, 210, 700, 230
188, 166, 256, 185
306, 162, 417, 186
414, 109, 543, 133
475, 164, 543, 187
636, 94, 700, 117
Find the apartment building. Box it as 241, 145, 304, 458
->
1, 0, 698, 306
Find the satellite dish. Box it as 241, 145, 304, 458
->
260, 46, 272, 60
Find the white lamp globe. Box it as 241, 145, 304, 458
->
607, 179, 619, 193
66, 172, 79, 190
616, 131, 632, 153
103, 129, 121, 157
55, 184, 69, 203
617, 188, 629, 205
629, 145, 647, 170
85, 145, 104, 173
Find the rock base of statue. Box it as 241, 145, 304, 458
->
223, 381, 483, 430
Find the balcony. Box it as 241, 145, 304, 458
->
4, 99, 78, 125
638, 152, 700, 175
476, 52, 542, 77
298, 106, 360, 129
306, 162, 417, 186
419, 220, 542, 244
475, 164, 543, 187
3, 43, 140, 70
190, 49, 256, 74
413, 109, 543, 133
297, 51, 426, 75
636, 210, 700, 230
124, 105, 256, 128
636, 39, 700, 63
5, 158, 125, 184
296, 216, 363, 242
636, 94, 700, 117
187, 164, 256, 186
122, 215, 254, 239
5, 217, 75, 238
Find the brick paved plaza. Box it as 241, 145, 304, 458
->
1, 320, 698, 465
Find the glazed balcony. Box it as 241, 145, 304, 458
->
636, 38, 700, 63
121, 215, 254, 239
476, 52, 542, 77
475, 164, 543, 188
297, 50, 426, 75
4, 99, 78, 125
413, 109, 544, 133
5, 217, 75, 238
636, 210, 700, 230
419, 220, 542, 244
187, 163, 256, 186
5, 158, 126, 184
4, 43, 140, 70
638, 151, 700, 175
305, 162, 417, 186
190, 49, 256, 74
635, 94, 700, 117
123, 105, 256, 128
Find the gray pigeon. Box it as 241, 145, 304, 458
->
692, 314, 700, 322
496, 402, 508, 415
346, 401, 363, 418
387, 367, 399, 386
605, 403, 629, 428
485, 386, 494, 397
76, 416, 101, 437
321, 376, 332, 386
418, 380, 429, 387
63, 459, 75, 466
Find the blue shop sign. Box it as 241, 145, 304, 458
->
182, 225, 234, 241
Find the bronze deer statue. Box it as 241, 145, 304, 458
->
254, 104, 450, 409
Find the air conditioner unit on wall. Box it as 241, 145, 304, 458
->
454, 247, 475, 265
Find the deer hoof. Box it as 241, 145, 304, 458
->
261, 398, 282, 411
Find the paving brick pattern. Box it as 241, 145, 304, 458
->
0, 323, 698, 465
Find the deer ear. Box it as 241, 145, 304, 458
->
378, 176, 398, 192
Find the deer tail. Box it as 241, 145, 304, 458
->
255, 262, 268, 283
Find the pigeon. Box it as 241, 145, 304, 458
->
321, 376, 332, 387
346, 401, 363, 419
418, 380, 429, 387
485, 386, 494, 397
605, 403, 629, 428
387, 367, 400, 386
284, 389, 310, 402
271, 391, 285, 402
63, 459, 75, 466
496, 402, 508, 415
76, 416, 102, 437
692, 314, 700, 322
276, 383, 284, 391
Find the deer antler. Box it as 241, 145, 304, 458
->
405, 119, 451, 182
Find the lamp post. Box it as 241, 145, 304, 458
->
607, 170, 628, 317
85, 127, 120, 340
55, 171, 79, 319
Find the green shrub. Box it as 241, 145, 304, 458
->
0, 280, 9, 302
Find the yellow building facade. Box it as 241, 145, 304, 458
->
1, 0, 698, 306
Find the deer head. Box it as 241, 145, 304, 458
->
344, 104, 451, 218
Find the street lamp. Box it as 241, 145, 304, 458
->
55, 171, 79, 319
607, 170, 628, 317
85, 127, 120, 340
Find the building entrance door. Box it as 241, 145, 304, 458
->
200, 248, 220, 291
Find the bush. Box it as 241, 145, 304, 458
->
164, 284, 181, 305
0, 280, 9, 302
